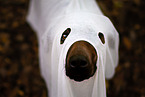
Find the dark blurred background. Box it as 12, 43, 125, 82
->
0, 0, 144, 97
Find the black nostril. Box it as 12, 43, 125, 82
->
69, 56, 88, 68
70, 60, 77, 68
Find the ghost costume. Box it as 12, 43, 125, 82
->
27, 0, 119, 97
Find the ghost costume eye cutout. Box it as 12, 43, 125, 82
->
98, 32, 105, 44
60, 28, 71, 44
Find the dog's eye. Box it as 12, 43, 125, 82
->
60, 28, 71, 44
98, 32, 105, 44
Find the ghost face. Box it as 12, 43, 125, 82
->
65, 41, 97, 82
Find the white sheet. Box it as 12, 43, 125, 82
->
27, 0, 119, 97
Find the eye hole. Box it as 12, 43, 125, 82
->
98, 32, 105, 44
60, 28, 71, 44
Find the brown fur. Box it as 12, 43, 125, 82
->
65, 41, 97, 81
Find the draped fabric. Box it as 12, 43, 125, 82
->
27, 0, 119, 97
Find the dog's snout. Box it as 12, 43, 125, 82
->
65, 41, 97, 81
69, 55, 88, 68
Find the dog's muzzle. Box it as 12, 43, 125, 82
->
65, 41, 97, 82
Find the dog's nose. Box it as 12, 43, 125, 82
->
65, 41, 97, 81
69, 55, 88, 68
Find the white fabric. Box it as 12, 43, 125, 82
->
27, 0, 119, 97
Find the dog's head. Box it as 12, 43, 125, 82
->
60, 28, 105, 82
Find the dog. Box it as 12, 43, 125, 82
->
27, 0, 119, 97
